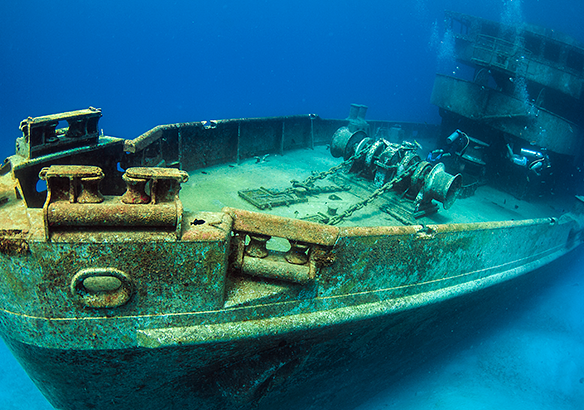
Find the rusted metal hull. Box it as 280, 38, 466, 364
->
2, 95, 584, 408
1, 263, 563, 410
431, 74, 581, 156
0, 205, 583, 409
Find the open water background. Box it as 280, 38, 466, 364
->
1, 0, 583, 408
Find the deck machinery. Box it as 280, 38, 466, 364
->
431, 11, 584, 198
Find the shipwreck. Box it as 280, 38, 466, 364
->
0, 11, 583, 410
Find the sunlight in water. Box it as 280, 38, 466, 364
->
501, 0, 530, 109
437, 27, 455, 73
428, 18, 456, 74
501, 0, 524, 27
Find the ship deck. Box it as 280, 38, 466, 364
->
181, 144, 567, 227
0, 144, 571, 232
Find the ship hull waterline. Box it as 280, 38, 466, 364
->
0, 207, 582, 410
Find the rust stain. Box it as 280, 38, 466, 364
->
0, 231, 30, 256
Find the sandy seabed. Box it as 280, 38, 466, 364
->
355, 249, 584, 410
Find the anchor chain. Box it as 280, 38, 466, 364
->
288, 150, 366, 192
238, 149, 366, 210
326, 163, 418, 225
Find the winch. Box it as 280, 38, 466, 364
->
330, 110, 462, 214
239, 104, 462, 224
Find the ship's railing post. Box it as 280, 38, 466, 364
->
121, 173, 150, 204
39, 165, 189, 241
285, 240, 309, 265
224, 207, 338, 284
121, 167, 188, 205
39, 165, 105, 205
245, 234, 270, 258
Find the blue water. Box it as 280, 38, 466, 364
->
1, 0, 584, 408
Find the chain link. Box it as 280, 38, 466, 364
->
287, 150, 366, 192
326, 163, 418, 225
281, 144, 417, 225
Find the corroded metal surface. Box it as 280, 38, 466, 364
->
0, 207, 581, 409
431, 74, 580, 156
18, 107, 102, 159
12, 136, 126, 208
121, 115, 439, 173
224, 207, 339, 246
40, 165, 189, 241
431, 11, 584, 200
444, 11, 584, 100
0, 206, 580, 348
0, 96, 583, 410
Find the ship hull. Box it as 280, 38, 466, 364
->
1, 249, 575, 410
2, 104, 584, 409
1, 211, 583, 409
